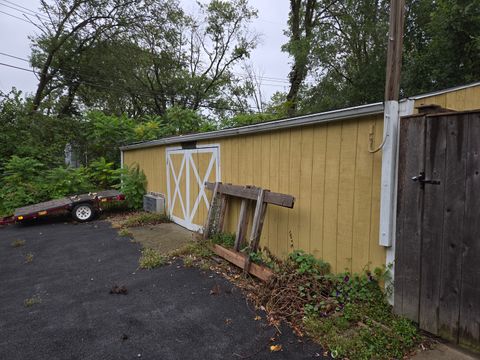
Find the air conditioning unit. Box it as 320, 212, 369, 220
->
143, 192, 165, 214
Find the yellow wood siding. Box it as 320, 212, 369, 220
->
414, 85, 480, 111
123, 84, 480, 273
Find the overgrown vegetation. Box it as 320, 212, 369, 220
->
252, 254, 420, 359
139, 248, 167, 269
211, 232, 235, 248
0, 155, 146, 216
121, 212, 170, 228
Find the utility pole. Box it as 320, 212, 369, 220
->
384, 0, 406, 101
379, 0, 406, 249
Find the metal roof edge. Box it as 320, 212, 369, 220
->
121, 102, 384, 151
408, 81, 480, 100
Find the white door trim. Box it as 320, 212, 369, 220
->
165, 145, 220, 231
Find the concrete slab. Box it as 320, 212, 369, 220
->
412, 343, 479, 360
128, 222, 195, 254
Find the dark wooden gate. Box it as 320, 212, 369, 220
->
394, 110, 480, 351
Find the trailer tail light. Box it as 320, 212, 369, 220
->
116, 194, 126, 200
38, 211, 47, 216
101, 198, 108, 202
17, 216, 24, 220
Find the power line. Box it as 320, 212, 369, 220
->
0, 61, 262, 113
0, 51, 29, 63
0, 50, 290, 91
0, 9, 39, 26
0, 1, 49, 21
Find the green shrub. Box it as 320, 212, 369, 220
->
288, 250, 330, 275
115, 165, 147, 209
87, 157, 118, 189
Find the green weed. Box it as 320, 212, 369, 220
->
139, 248, 166, 269
211, 232, 235, 248
11, 239, 26, 248
24, 296, 41, 307
24, 252, 34, 263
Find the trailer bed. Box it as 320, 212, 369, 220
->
1, 190, 124, 225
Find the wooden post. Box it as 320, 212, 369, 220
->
243, 189, 267, 274
384, 0, 405, 102
234, 199, 250, 251
217, 194, 229, 233
203, 182, 220, 240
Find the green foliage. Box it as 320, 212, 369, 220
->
220, 113, 276, 128
0, 157, 147, 216
121, 212, 170, 228
211, 232, 235, 248
288, 250, 330, 275
87, 157, 118, 189
139, 248, 166, 269
302, 266, 419, 359
115, 165, 147, 210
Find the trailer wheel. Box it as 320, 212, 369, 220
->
72, 203, 95, 222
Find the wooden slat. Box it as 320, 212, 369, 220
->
203, 182, 220, 240
437, 114, 467, 342
419, 115, 447, 334
205, 182, 294, 208
217, 194, 229, 232
458, 113, 480, 350
244, 189, 267, 274
234, 199, 250, 251
394, 115, 426, 322
212, 245, 273, 282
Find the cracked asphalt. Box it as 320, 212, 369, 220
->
0, 220, 326, 360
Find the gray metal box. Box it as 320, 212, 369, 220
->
143, 192, 165, 214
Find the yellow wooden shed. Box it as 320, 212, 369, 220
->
121, 82, 480, 274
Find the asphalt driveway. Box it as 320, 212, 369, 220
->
0, 220, 325, 360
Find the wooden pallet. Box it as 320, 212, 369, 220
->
204, 182, 295, 280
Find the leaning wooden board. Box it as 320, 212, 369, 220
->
212, 244, 273, 282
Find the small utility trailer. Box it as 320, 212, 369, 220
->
0, 190, 125, 225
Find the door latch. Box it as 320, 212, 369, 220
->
411, 171, 440, 188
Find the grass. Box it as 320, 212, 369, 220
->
118, 228, 133, 238
139, 248, 167, 269
169, 241, 214, 259
24, 252, 34, 263
122, 212, 170, 228
11, 239, 25, 247
211, 232, 235, 248
24, 295, 41, 307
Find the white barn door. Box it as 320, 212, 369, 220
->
166, 146, 220, 231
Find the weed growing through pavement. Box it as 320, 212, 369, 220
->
121, 212, 170, 228
24, 253, 34, 263
24, 296, 41, 307
139, 248, 166, 269
11, 239, 25, 247
118, 228, 133, 238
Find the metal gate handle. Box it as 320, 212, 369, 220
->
411, 171, 441, 187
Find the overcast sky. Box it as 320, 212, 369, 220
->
0, 0, 292, 100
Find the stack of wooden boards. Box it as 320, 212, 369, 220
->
204, 182, 295, 281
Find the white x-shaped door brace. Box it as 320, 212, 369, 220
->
166, 146, 220, 231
